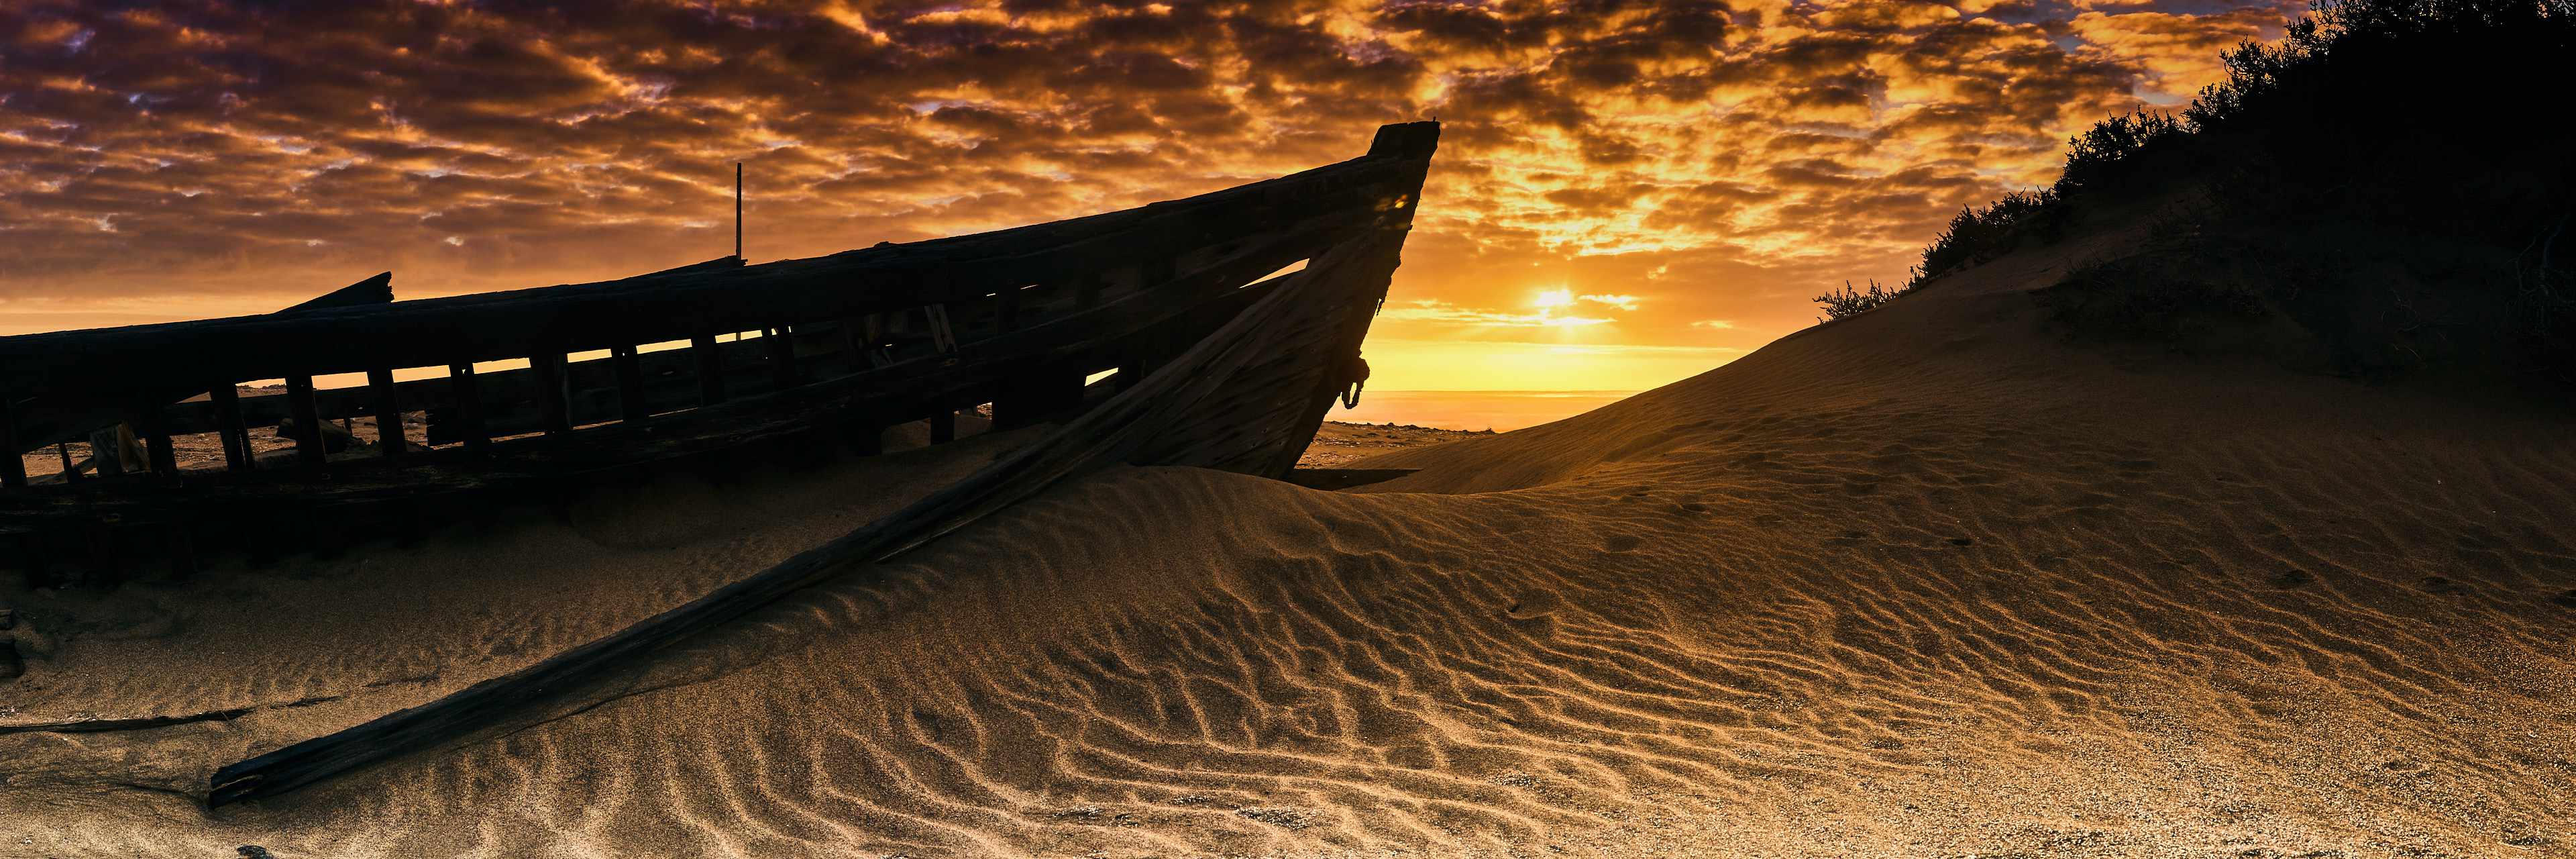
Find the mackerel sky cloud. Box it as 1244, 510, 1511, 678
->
0, 0, 2297, 389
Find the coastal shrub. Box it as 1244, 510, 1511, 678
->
2185, 0, 2575, 238
1813, 279, 1904, 321
1858, 0, 2576, 386
2184, 0, 2575, 384
1912, 190, 2063, 287
1897, 108, 2173, 289
2052, 111, 2190, 201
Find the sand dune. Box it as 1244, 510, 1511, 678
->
5, 215, 2573, 857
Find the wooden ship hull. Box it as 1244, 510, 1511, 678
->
0, 122, 1441, 589
0, 121, 1440, 805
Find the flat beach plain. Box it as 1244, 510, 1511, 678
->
5, 215, 2573, 858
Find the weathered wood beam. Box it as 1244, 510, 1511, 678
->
285, 377, 326, 466
611, 346, 647, 423
368, 368, 405, 459
834, 318, 868, 372
529, 352, 570, 435
89, 427, 126, 477
210, 385, 250, 472
691, 332, 727, 407
139, 404, 178, 477
447, 364, 488, 453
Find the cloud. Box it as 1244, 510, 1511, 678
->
0, 0, 2300, 382
1383, 298, 1614, 328
1690, 319, 1737, 329
2068, 7, 2292, 101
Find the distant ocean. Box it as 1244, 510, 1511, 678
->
1328, 390, 1638, 433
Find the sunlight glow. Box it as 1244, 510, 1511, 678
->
1360, 338, 1744, 391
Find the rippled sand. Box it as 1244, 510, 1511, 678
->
5, 221, 2574, 857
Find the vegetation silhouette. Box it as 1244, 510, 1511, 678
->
1813, 279, 1904, 321
1829, 0, 2575, 388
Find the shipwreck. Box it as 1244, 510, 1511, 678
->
0, 121, 1441, 805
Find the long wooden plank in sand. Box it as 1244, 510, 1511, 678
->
204, 223, 1421, 807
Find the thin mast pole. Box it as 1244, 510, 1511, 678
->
735, 162, 743, 260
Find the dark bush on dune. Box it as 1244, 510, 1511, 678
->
2182, 0, 2575, 239
2051, 111, 2189, 201
1913, 190, 2065, 288
1813, 279, 1904, 321
1843, 0, 2576, 387
1819, 189, 2066, 321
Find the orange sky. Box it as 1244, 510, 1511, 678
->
0, 0, 2293, 391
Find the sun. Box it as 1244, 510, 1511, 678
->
1528, 287, 1607, 327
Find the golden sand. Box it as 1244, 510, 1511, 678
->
5, 217, 2573, 857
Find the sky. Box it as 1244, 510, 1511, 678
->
0, 0, 2297, 392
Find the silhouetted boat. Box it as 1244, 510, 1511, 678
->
0, 121, 1440, 806
0, 121, 1440, 588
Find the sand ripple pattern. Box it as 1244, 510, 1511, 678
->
7, 232, 2574, 857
